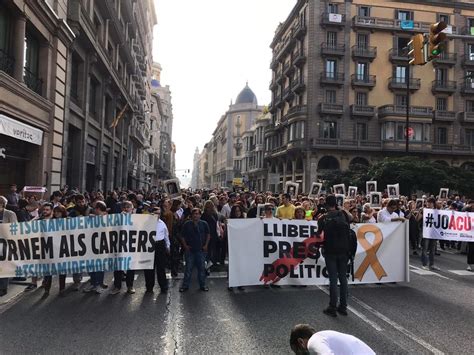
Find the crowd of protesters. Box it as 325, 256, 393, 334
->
0, 183, 473, 298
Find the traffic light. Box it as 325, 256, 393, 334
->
428, 21, 447, 59
408, 34, 425, 65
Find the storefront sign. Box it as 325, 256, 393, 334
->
0, 114, 43, 145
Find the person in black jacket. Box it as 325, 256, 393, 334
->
318, 195, 350, 318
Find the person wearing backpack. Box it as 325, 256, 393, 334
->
318, 195, 351, 317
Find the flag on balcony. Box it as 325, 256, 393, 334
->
110, 103, 129, 129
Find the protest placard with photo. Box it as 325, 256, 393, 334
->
335, 194, 345, 207
416, 198, 424, 209
333, 183, 346, 196
309, 182, 322, 198
366, 181, 377, 194
387, 183, 399, 198
348, 186, 357, 198
163, 179, 181, 198
439, 188, 449, 200
370, 192, 382, 208
285, 181, 299, 198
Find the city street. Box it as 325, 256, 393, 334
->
0, 249, 472, 354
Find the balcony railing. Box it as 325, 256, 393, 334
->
293, 50, 306, 66
319, 103, 344, 115
312, 138, 382, 150
462, 54, 474, 67
433, 110, 457, 122
389, 48, 408, 63
350, 105, 376, 118
431, 53, 457, 66
351, 74, 376, 88
431, 80, 457, 94
283, 62, 295, 76
0, 49, 15, 76
432, 144, 474, 153
293, 22, 307, 39
291, 77, 306, 93
23, 67, 43, 95
351, 45, 377, 60
321, 43, 345, 56
461, 80, 474, 95
321, 13, 346, 26
460, 112, 474, 123
378, 105, 432, 118
286, 105, 307, 121
320, 72, 344, 85
353, 16, 438, 33
388, 77, 420, 91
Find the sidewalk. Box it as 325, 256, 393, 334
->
0, 281, 31, 314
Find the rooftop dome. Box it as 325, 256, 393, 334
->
235, 82, 257, 105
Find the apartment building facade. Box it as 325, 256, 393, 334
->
0, 0, 74, 195
266, 0, 474, 193
64, 0, 156, 192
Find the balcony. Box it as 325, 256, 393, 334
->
283, 87, 295, 102
283, 62, 295, 76
130, 119, 147, 146
461, 26, 474, 36
461, 81, 474, 95
432, 144, 474, 154
293, 22, 307, 39
321, 43, 345, 57
352, 16, 434, 33
270, 58, 279, 70
23, 68, 43, 95
321, 13, 346, 27
433, 110, 457, 122
388, 77, 420, 92
389, 48, 408, 63
351, 45, 377, 61
275, 95, 284, 108
431, 80, 457, 95
291, 77, 306, 93
350, 105, 376, 119
460, 112, 474, 123
312, 138, 382, 150
0, 49, 15, 76
276, 72, 284, 84
269, 78, 278, 90
462, 54, 474, 67
378, 105, 433, 119
431, 53, 457, 67
320, 72, 344, 86
286, 105, 307, 122
293, 51, 306, 67
319, 103, 344, 116
351, 74, 376, 89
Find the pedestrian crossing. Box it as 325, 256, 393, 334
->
409, 265, 474, 277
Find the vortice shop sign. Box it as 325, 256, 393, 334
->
0, 114, 43, 145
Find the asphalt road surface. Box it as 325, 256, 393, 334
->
0, 248, 473, 354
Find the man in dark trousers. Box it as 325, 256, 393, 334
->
318, 195, 350, 317
145, 206, 170, 293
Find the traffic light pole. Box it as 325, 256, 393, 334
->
406, 64, 410, 153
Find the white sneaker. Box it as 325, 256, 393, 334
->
467, 265, 473, 272
421, 265, 429, 270
430, 265, 440, 271
94, 286, 102, 294
206, 261, 213, 270
110, 287, 121, 295
83, 284, 94, 293
127, 287, 136, 294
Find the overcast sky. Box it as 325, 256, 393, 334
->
152, 0, 296, 185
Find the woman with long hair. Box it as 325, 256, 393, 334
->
201, 200, 220, 270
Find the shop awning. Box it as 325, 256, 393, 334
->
0, 114, 43, 145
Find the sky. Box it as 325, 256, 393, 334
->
152, 0, 296, 185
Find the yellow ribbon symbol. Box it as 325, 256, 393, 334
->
354, 225, 387, 281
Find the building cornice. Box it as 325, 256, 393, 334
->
270, 0, 307, 49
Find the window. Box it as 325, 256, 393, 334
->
395, 94, 407, 107
436, 98, 447, 111
326, 60, 336, 77
0, 6, 12, 53
356, 92, 368, 106
358, 6, 370, 17
325, 90, 336, 104
396, 123, 422, 142
438, 14, 449, 24
328, 3, 338, 14
397, 37, 410, 54
356, 33, 368, 49
327, 31, 337, 47
466, 129, 474, 146
468, 44, 474, 60
356, 122, 368, 141
70, 54, 81, 101
469, 18, 474, 28
24, 30, 41, 93
383, 122, 395, 140
467, 100, 474, 112
467, 70, 474, 87
396, 10, 413, 21
437, 127, 447, 145
395, 66, 407, 83
356, 62, 368, 80
322, 121, 337, 139
435, 68, 447, 82
89, 77, 98, 117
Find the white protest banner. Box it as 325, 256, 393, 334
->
0, 214, 157, 278
422, 208, 474, 242
228, 219, 409, 287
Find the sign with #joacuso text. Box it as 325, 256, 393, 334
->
423, 208, 474, 242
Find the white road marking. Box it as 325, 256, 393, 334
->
351, 296, 445, 355
316, 286, 383, 331
65, 276, 90, 283
448, 270, 474, 276
409, 265, 452, 280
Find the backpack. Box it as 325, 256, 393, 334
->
323, 210, 351, 255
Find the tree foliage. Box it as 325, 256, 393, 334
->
324, 157, 474, 197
